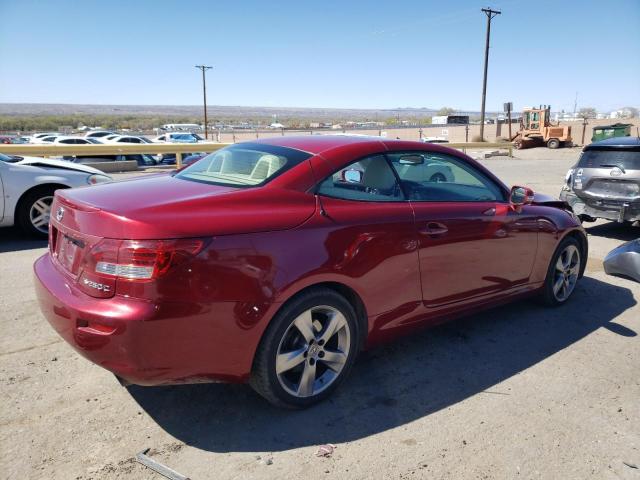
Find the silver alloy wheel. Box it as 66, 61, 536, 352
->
29, 195, 54, 234
553, 244, 580, 302
276, 305, 351, 398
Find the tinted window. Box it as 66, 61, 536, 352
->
577, 150, 640, 170
388, 152, 505, 202
176, 143, 311, 187
317, 155, 404, 202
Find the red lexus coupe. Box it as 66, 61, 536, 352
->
34, 136, 587, 408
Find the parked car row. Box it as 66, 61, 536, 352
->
1, 131, 211, 167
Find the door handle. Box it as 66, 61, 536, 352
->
419, 222, 448, 237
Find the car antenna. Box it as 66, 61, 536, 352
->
317, 193, 329, 218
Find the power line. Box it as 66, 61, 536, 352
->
195, 65, 213, 139
479, 7, 501, 140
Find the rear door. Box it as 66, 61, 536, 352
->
388, 151, 538, 307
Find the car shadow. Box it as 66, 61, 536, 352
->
128, 276, 636, 453
0, 227, 47, 253
584, 222, 639, 241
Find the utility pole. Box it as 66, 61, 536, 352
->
479, 7, 501, 141
195, 65, 212, 139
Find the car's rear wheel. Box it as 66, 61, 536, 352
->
250, 289, 359, 408
16, 187, 58, 237
540, 237, 582, 306
547, 138, 560, 149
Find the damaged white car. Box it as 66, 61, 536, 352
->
0, 154, 111, 237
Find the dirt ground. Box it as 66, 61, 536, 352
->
1, 146, 638, 480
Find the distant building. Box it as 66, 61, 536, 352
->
431, 115, 469, 125
161, 123, 203, 131
610, 108, 636, 119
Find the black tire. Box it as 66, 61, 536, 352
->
547, 138, 560, 149
250, 288, 360, 408
540, 236, 583, 307
16, 186, 59, 238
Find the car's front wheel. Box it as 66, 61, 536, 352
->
250, 289, 359, 408
540, 236, 583, 306
16, 186, 59, 238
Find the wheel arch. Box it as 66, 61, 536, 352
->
272, 281, 369, 351
14, 183, 69, 219
561, 228, 588, 277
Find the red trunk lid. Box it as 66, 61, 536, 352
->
54, 173, 315, 239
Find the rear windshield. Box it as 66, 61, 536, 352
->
175, 143, 311, 187
577, 150, 640, 170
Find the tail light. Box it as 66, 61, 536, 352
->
78, 238, 208, 298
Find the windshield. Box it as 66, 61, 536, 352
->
577, 150, 640, 170
171, 134, 197, 142
0, 153, 18, 162
176, 143, 311, 187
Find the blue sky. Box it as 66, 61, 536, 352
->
0, 0, 638, 112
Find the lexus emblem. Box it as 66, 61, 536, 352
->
610, 167, 623, 177
56, 206, 65, 222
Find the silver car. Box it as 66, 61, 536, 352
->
604, 239, 640, 282
560, 137, 640, 224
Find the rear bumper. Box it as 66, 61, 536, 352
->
560, 187, 640, 222
34, 253, 269, 385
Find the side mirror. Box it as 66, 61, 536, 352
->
342, 169, 363, 184
510, 186, 534, 206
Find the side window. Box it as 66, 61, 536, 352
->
388, 152, 505, 202
317, 155, 404, 202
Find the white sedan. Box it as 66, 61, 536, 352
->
103, 135, 153, 144
0, 153, 111, 237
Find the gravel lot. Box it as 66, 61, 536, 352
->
1, 147, 638, 480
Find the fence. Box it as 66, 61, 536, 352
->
0, 142, 229, 168
1, 140, 513, 169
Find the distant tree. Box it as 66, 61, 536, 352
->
436, 107, 456, 116
621, 106, 638, 118
578, 107, 597, 119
